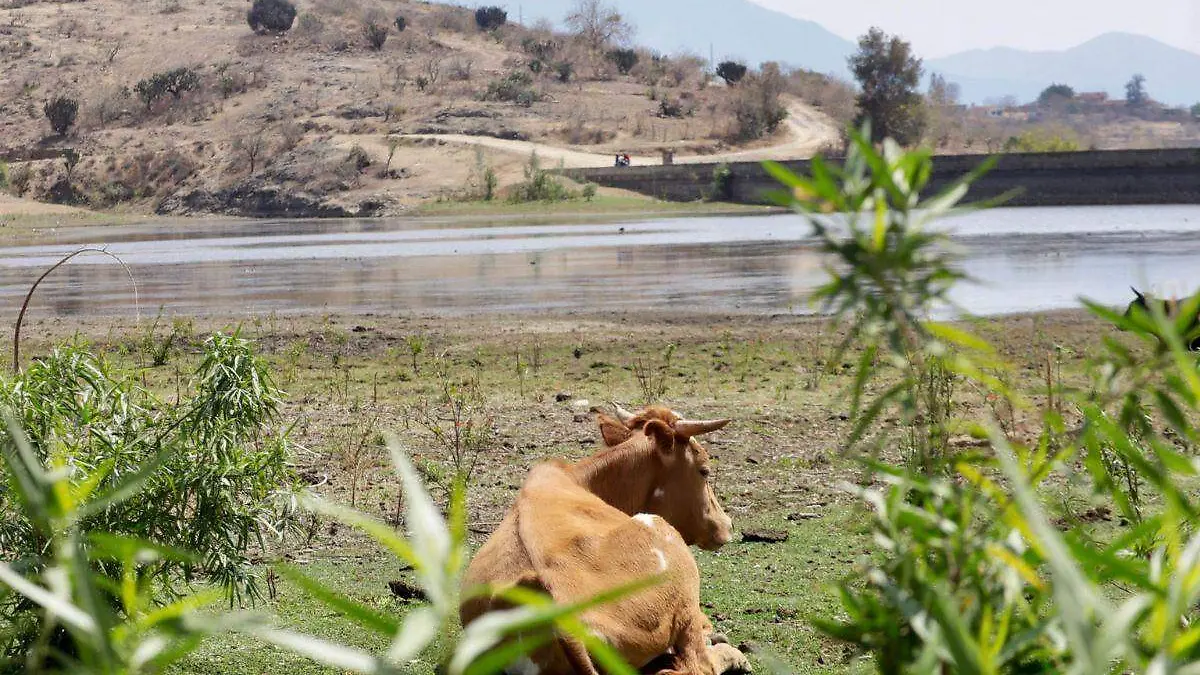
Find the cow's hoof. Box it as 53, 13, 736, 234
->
710, 643, 751, 674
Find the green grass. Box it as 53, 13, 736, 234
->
414, 193, 780, 217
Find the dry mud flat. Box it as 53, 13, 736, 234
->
15, 307, 1114, 674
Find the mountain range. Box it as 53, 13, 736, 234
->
926, 33, 1200, 106
507, 0, 1200, 106
505, 0, 855, 77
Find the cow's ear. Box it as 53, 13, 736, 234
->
597, 413, 633, 447
643, 419, 678, 462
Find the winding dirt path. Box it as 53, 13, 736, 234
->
392, 99, 840, 169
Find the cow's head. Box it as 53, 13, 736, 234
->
597, 404, 734, 551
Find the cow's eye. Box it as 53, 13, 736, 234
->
699, 467, 711, 478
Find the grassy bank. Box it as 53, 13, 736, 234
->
7, 308, 1115, 674
0, 193, 776, 247
412, 193, 781, 217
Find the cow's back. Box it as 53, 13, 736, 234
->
460, 509, 537, 627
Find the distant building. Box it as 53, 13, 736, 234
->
980, 106, 1032, 121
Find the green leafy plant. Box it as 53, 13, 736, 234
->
709, 163, 733, 201
507, 152, 576, 203
0, 416, 231, 675
0, 330, 296, 635
764, 122, 1012, 469
773, 120, 1200, 673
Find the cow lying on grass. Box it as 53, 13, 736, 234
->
460, 405, 750, 675
1124, 287, 1200, 351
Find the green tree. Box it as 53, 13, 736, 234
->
247, 0, 296, 34
1191, 102, 1200, 118
1126, 73, 1148, 108
715, 60, 748, 85
848, 27, 926, 145
42, 95, 78, 136
1037, 82, 1076, 105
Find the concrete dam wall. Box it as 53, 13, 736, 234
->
561, 148, 1200, 207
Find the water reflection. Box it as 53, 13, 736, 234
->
1, 206, 1199, 321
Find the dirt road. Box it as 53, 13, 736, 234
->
390, 99, 840, 169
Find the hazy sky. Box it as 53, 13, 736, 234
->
751, 0, 1200, 57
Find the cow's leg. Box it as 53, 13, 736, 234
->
651, 616, 716, 675
559, 636, 603, 675
707, 643, 750, 674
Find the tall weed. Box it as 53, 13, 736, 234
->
775, 122, 1200, 673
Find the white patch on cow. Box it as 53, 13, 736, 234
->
653, 547, 668, 571
652, 487, 665, 499
507, 656, 540, 675
634, 513, 658, 529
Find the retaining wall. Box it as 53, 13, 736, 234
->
561, 148, 1200, 206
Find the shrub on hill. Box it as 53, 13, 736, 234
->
247, 0, 296, 34
606, 48, 638, 75
42, 95, 78, 136
484, 71, 538, 107
134, 67, 200, 110
474, 6, 507, 31
362, 19, 388, 50
716, 60, 747, 85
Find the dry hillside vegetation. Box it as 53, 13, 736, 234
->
0, 0, 851, 216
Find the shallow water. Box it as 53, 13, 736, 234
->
2, 205, 1199, 320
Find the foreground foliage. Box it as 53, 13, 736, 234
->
0, 332, 297, 666
773, 124, 1200, 672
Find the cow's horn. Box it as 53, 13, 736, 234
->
612, 402, 637, 425
674, 418, 731, 437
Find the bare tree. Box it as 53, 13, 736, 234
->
418, 56, 442, 91
234, 130, 270, 175
382, 136, 400, 177
565, 0, 633, 51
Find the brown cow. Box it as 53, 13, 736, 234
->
459, 405, 750, 675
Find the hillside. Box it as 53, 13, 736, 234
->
928, 32, 1200, 106
0, 0, 841, 217
512, 0, 855, 76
